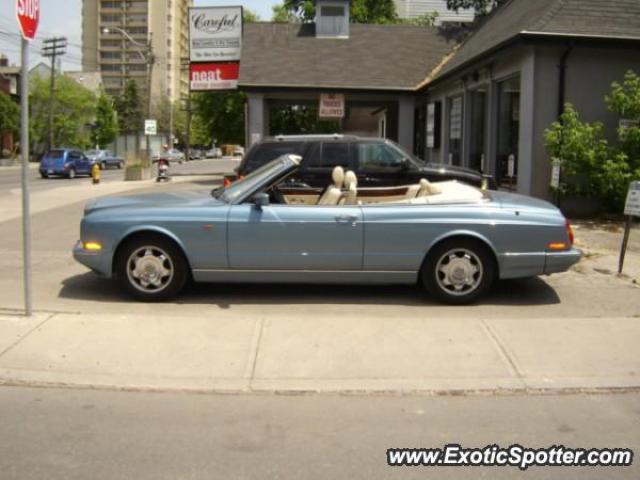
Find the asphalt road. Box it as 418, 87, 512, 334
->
0, 158, 238, 197
0, 386, 637, 480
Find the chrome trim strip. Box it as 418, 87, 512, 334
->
193, 269, 416, 274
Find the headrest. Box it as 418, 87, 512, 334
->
332, 166, 345, 187
344, 170, 358, 189
420, 178, 441, 195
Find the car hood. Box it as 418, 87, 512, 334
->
84, 190, 224, 216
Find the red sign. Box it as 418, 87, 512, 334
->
190, 62, 239, 91
16, 0, 40, 40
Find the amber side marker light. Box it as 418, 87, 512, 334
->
83, 242, 102, 251
547, 242, 568, 251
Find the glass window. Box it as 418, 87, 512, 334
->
448, 96, 463, 166
308, 142, 350, 169
244, 143, 303, 172
496, 76, 521, 186
469, 88, 487, 173
357, 143, 404, 172
321, 6, 345, 16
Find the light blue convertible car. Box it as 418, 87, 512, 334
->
73, 155, 581, 304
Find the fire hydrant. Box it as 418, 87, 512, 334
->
91, 163, 101, 184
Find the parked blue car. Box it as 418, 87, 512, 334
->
40, 149, 93, 179
73, 155, 582, 305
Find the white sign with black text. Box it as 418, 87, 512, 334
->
144, 119, 157, 136
189, 6, 243, 62
625, 181, 640, 217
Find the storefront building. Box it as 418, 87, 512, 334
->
239, 0, 640, 199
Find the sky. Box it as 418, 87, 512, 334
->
0, 0, 279, 70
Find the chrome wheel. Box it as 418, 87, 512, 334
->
126, 246, 174, 293
435, 248, 484, 297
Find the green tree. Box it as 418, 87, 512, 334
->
30, 74, 96, 151
243, 8, 260, 22
0, 91, 19, 140
115, 79, 144, 135
545, 103, 632, 210
192, 91, 247, 146
92, 91, 118, 148
606, 70, 640, 173
446, 0, 507, 15
270, 104, 340, 136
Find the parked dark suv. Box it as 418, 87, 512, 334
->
229, 135, 494, 189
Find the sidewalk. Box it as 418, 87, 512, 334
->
0, 174, 219, 223
0, 310, 639, 394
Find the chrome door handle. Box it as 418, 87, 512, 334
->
335, 215, 358, 225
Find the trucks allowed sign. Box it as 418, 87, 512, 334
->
319, 94, 345, 119
189, 6, 243, 62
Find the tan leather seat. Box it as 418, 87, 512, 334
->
341, 171, 358, 205
317, 166, 345, 205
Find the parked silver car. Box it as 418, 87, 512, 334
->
74, 155, 581, 304
85, 150, 124, 170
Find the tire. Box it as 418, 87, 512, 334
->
40, 172, 48, 179
421, 238, 496, 305
67, 168, 76, 179
100, 162, 106, 170
117, 161, 123, 169
115, 234, 189, 302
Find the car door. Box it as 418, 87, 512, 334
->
227, 201, 364, 271
354, 141, 410, 187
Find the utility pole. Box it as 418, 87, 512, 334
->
41, 37, 67, 152
145, 33, 154, 165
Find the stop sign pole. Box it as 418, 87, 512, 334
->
17, 0, 40, 316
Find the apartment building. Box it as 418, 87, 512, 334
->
394, 0, 474, 24
82, 0, 191, 106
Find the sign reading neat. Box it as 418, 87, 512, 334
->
144, 119, 157, 136
16, 0, 40, 40
189, 6, 243, 63
319, 94, 345, 119
190, 62, 239, 91
624, 181, 640, 217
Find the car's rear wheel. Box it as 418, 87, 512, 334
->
100, 162, 107, 170
67, 168, 76, 179
116, 235, 188, 301
117, 161, 123, 169
421, 238, 496, 305
40, 172, 48, 179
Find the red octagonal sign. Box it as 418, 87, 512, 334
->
16, 0, 40, 41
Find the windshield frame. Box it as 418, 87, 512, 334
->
215, 156, 299, 204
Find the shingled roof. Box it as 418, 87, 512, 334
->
239, 22, 456, 91
434, 0, 640, 81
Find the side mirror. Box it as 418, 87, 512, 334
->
400, 158, 411, 171
253, 192, 270, 210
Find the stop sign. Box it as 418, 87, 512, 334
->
16, 0, 40, 41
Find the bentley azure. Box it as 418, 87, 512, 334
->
74, 155, 581, 304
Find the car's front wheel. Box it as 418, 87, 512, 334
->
67, 167, 76, 179
115, 235, 189, 301
421, 238, 496, 305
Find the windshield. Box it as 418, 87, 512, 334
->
216, 157, 293, 204
85, 150, 100, 156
